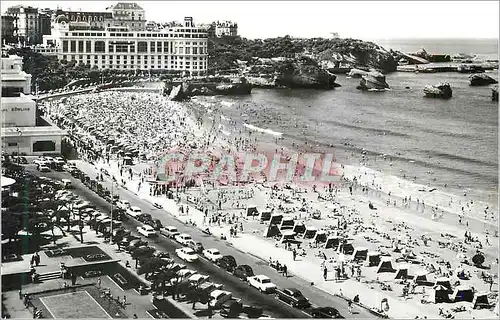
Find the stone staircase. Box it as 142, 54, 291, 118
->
38, 271, 61, 282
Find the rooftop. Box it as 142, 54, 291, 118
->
1, 126, 66, 137
111, 2, 144, 10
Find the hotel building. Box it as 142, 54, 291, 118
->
42, 16, 209, 75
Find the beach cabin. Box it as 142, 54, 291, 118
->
269, 214, 283, 226
259, 210, 272, 222
430, 285, 450, 303
324, 236, 342, 249
263, 225, 281, 238
366, 251, 381, 267
352, 247, 368, 262
376, 257, 394, 273
303, 226, 318, 240
123, 156, 133, 165
279, 218, 295, 230
412, 270, 428, 285
313, 231, 327, 243
472, 292, 489, 309
451, 285, 474, 302
293, 223, 306, 235
280, 230, 298, 243
434, 277, 452, 292
394, 264, 409, 280
246, 206, 259, 217
338, 242, 355, 255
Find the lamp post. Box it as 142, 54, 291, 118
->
16, 128, 22, 162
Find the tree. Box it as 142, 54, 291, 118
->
131, 246, 155, 269
137, 257, 168, 278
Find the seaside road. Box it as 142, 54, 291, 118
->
31, 163, 376, 319
26, 165, 308, 318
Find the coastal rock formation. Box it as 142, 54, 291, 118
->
469, 73, 498, 86
347, 68, 369, 78
164, 77, 252, 99
457, 64, 485, 73
356, 71, 390, 91
423, 83, 453, 99
274, 56, 340, 89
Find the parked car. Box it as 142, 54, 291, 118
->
233, 265, 254, 281
275, 288, 310, 309
188, 274, 210, 286
125, 239, 147, 252
203, 248, 222, 262
310, 307, 344, 319
160, 226, 180, 239
37, 165, 51, 172
186, 240, 204, 253
209, 290, 233, 308
127, 206, 142, 218
248, 275, 276, 293
176, 269, 197, 280
217, 255, 237, 272
175, 233, 192, 246
137, 225, 157, 238
117, 200, 131, 211
175, 247, 198, 262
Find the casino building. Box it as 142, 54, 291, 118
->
42, 15, 209, 75
1, 53, 65, 155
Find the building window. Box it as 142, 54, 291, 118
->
86, 41, 91, 52
157, 41, 162, 53
138, 41, 147, 52
70, 41, 76, 52
108, 44, 114, 53
193, 47, 197, 54
95, 41, 105, 52
7, 142, 18, 147
150, 42, 155, 53
62, 40, 68, 52
33, 141, 56, 152
185, 47, 190, 54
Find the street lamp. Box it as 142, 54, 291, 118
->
16, 128, 22, 162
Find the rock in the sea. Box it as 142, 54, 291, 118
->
274, 56, 340, 89
423, 83, 452, 99
492, 86, 498, 101
347, 68, 369, 78
356, 71, 390, 91
469, 73, 498, 86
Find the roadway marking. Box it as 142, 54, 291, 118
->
84, 290, 112, 318
39, 296, 56, 318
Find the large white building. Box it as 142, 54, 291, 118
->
42, 16, 209, 75
1, 54, 65, 155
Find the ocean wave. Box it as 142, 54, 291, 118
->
244, 123, 283, 137
422, 150, 498, 168
323, 120, 411, 138
220, 101, 234, 108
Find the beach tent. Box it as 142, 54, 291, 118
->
376, 257, 394, 273
472, 292, 489, 309
394, 264, 409, 279
263, 225, 281, 238
434, 277, 452, 292
259, 211, 272, 222
270, 214, 283, 226
324, 236, 342, 249
352, 247, 368, 262
412, 270, 428, 285
338, 242, 355, 255
293, 223, 306, 235
246, 206, 259, 217
280, 218, 295, 230
313, 231, 327, 243
451, 285, 474, 302
303, 227, 318, 239
366, 251, 381, 267
431, 285, 450, 303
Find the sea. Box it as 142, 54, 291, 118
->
194, 38, 499, 207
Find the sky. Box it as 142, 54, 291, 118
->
1, 1, 499, 40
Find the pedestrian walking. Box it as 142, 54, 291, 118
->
292, 249, 297, 261
323, 266, 328, 281
348, 300, 353, 314
282, 265, 288, 277
123, 295, 127, 305
97, 276, 102, 287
